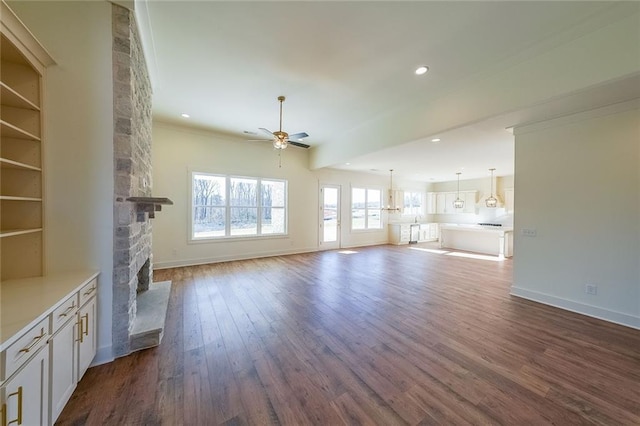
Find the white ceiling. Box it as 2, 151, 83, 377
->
137, 0, 640, 182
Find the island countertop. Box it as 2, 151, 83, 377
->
439, 223, 513, 233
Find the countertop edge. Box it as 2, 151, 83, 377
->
0, 270, 99, 351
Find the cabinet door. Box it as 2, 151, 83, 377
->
1, 345, 49, 426
426, 192, 437, 214
445, 193, 457, 214
463, 192, 476, 214
399, 225, 411, 243
77, 297, 97, 379
435, 193, 446, 214
50, 317, 77, 422
429, 223, 439, 240
504, 188, 514, 213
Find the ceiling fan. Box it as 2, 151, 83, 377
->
249, 96, 310, 150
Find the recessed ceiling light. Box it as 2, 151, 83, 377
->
431, 138, 441, 143
181, 113, 190, 118
415, 66, 429, 75
345, 162, 351, 165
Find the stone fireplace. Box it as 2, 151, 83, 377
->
111, 3, 160, 358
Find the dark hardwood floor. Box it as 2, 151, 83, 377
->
57, 244, 640, 425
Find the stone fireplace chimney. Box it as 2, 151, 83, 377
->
111, 3, 154, 358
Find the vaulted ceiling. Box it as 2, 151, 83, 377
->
137, 0, 640, 182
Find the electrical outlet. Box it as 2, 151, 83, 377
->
585, 284, 598, 295
522, 228, 537, 237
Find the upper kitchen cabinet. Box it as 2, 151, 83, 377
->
434, 191, 477, 214
1, 0, 55, 280
426, 192, 436, 214
504, 188, 514, 213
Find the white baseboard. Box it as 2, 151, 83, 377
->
153, 246, 320, 270
342, 241, 389, 249
91, 344, 115, 367
510, 286, 640, 330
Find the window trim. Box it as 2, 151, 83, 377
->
402, 190, 424, 216
189, 171, 288, 242
350, 185, 384, 232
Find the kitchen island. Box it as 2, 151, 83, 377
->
439, 224, 513, 257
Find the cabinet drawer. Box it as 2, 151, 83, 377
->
51, 294, 79, 332
1, 317, 49, 381
79, 278, 97, 306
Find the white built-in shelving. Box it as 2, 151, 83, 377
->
1, 1, 54, 280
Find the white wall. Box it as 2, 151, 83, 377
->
152, 122, 421, 268
10, 1, 116, 363
512, 101, 640, 328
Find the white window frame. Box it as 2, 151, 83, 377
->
402, 190, 424, 216
190, 171, 288, 241
351, 186, 383, 231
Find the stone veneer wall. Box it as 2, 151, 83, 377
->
112, 3, 153, 358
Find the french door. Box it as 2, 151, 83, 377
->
319, 184, 341, 250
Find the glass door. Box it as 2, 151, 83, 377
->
320, 184, 340, 250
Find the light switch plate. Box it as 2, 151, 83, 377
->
522, 228, 537, 237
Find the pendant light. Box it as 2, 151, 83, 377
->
486, 168, 498, 208
453, 172, 464, 209
382, 169, 401, 212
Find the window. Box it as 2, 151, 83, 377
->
352, 187, 382, 230
192, 172, 287, 240
403, 191, 423, 216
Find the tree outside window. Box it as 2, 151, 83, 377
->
192, 173, 287, 239
352, 187, 382, 230
403, 191, 423, 216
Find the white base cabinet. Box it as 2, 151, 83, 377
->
389, 223, 439, 245
1, 272, 98, 426
49, 278, 98, 424
49, 302, 78, 421
77, 293, 97, 379
1, 344, 49, 426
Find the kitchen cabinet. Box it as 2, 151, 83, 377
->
435, 191, 476, 214
440, 224, 513, 257
389, 223, 439, 245
426, 192, 437, 214
463, 191, 476, 214
389, 224, 411, 244
1, 272, 98, 426
1, 321, 50, 426
49, 293, 79, 422
436, 193, 454, 214
504, 188, 514, 213
49, 278, 97, 423
77, 284, 97, 379
425, 223, 439, 240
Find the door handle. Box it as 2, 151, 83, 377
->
6, 386, 22, 425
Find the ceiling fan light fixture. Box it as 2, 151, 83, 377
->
273, 138, 287, 150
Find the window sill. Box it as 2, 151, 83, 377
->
188, 233, 289, 245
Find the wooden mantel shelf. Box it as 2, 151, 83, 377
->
125, 197, 174, 221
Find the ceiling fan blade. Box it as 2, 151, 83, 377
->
258, 127, 274, 137
289, 141, 310, 149
288, 132, 309, 141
